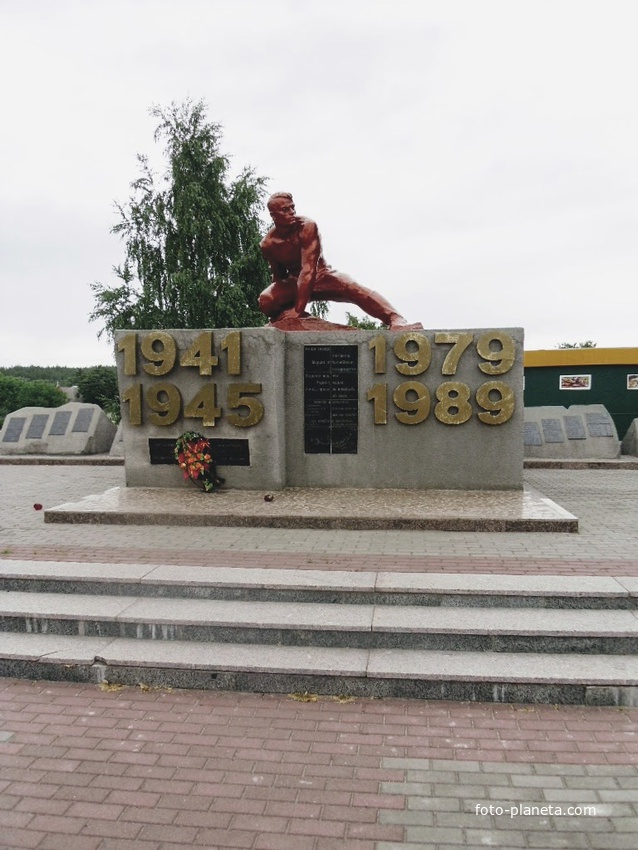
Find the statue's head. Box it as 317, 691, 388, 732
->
267, 192, 296, 227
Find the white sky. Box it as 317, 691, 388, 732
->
1, 0, 636, 367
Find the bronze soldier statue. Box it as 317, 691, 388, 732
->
259, 192, 422, 329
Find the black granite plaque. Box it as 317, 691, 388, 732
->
304, 345, 358, 454
541, 418, 565, 443
304, 427, 332, 454
564, 415, 586, 440
330, 427, 358, 454
2, 417, 26, 443
523, 422, 542, 447
585, 413, 614, 437
304, 346, 332, 372
49, 411, 72, 436
149, 438, 250, 466
26, 414, 49, 440
72, 408, 94, 433
330, 347, 358, 371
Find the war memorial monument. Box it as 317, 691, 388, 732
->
44, 191, 575, 531
12, 190, 638, 718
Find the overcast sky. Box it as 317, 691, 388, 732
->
1, 0, 636, 367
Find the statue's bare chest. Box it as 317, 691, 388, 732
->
266, 233, 302, 269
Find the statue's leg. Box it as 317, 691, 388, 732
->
258, 279, 298, 321
313, 271, 422, 330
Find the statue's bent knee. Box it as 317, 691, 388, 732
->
258, 291, 273, 313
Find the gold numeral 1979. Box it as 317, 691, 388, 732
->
394, 333, 431, 376
434, 332, 473, 375
368, 335, 386, 374
476, 331, 515, 375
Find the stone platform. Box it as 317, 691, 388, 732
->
44, 483, 578, 532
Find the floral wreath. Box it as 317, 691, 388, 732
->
174, 431, 224, 492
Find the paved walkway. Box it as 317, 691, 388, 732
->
1, 465, 638, 848
1, 465, 637, 571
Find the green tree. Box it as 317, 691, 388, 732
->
77, 366, 121, 423
0, 376, 66, 427
346, 312, 383, 330
310, 301, 330, 320
556, 340, 597, 349
90, 99, 270, 338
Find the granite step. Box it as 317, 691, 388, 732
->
0, 560, 635, 609
0, 631, 636, 706
2, 561, 637, 704
1, 590, 638, 653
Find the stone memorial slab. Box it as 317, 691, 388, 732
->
621, 419, 638, 456
524, 405, 620, 460
523, 422, 542, 447
0, 403, 116, 456
72, 408, 94, 433
49, 411, 72, 436
586, 412, 614, 437
2, 417, 26, 443
26, 414, 49, 440
541, 418, 565, 443
564, 415, 586, 440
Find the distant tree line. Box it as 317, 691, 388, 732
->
0, 365, 80, 384
0, 366, 120, 427
555, 341, 597, 349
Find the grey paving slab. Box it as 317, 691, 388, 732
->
0, 632, 116, 662
115, 596, 374, 630
0, 559, 154, 581
594, 804, 638, 817
371, 605, 638, 635
383, 758, 520, 773
0, 590, 138, 618
532, 764, 588, 776
380, 758, 638, 850
541, 789, 601, 803
98, 637, 370, 676
407, 797, 462, 812
375, 573, 629, 597
144, 564, 377, 591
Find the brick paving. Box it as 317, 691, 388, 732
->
1, 680, 638, 849
1, 464, 638, 847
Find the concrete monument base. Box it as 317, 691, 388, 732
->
44, 483, 577, 532
115, 326, 525, 492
